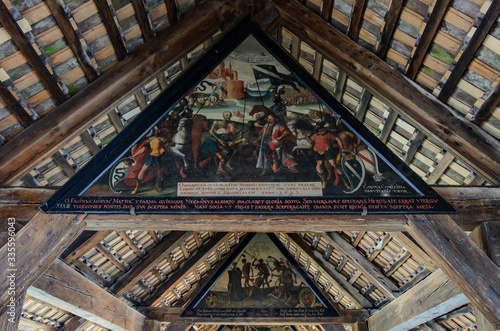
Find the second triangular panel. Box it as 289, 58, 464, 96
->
181, 233, 340, 318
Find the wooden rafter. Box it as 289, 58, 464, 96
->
286, 233, 373, 308
0, 0, 240, 186
28, 259, 145, 331
132, 0, 155, 41
347, 0, 367, 41
272, 0, 500, 184
0, 2, 68, 103
94, 0, 129, 60
471, 78, 500, 125
138, 306, 368, 324
367, 269, 468, 331
59, 317, 87, 331
323, 232, 398, 300
406, 214, 500, 328
166, 0, 178, 25
0, 213, 86, 316
374, 0, 404, 58
405, 0, 451, 80
109, 231, 189, 296
0, 80, 35, 127
142, 232, 230, 307
437, 2, 500, 102
45, 0, 100, 81
321, 0, 334, 21
61, 230, 113, 264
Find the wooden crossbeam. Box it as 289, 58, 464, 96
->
142, 232, 230, 307
273, 0, 500, 184
109, 231, 190, 296
0, 2, 67, 103
59, 317, 87, 331
62, 230, 113, 264
94, 0, 128, 60
0, 0, 240, 186
403, 130, 426, 164
437, 2, 500, 101
165, 0, 178, 25
287, 233, 373, 308
132, 0, 155, 41
367, 269, 468, 331
45, 0, 100, 81
321, 0, 334, 21
374, 0, 404, 58
347, 0, 368, 41
405, 0, 451, 79
0, 213, 86, 316
28, 259, 145, 331
139, 306, 368, 324
405, 214, 500, 328
355, 88, 371, 121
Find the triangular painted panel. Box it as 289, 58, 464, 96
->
181, 233, 340, 318
42, 18, 455, 214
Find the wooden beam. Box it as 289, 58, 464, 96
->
109, 231, 189, 296
426, 151, 454, 184
323, 232, 398, 299
368, 269, 468, 331
355, 89, 371, 121
333, 70, 347, 102
0, 81, 35, 127
347, 0, 368, 41
143, 319, 161, 331
62, 230, 113, 264
0, 0, 240, 186
405, 214, 500, 328
94, 0, 128, 60
405, 0, 451, 79
0, 213, 86, 316
131, 0, 155, 41
45, 0, 100, 81
118, 231, 146, 258
379, 109, 398, 143
28, 259, 145, 331
321, 325, 346, 331
51, 151, 77, 177
287, 233, 373, 308
139, 306, 368, 324
437, 2, 500, 102
142, 232, 230, 307
321, 0, 334, 21
0, 286, 25, 331
374, 0, 404, 58
0, 2, 67, 103
19, 316, 57, 330
352, 322, 368, 331
471, 79, 500, 125
403, 130, 426, 164
59, 317, 88, 331
272, 0, 500, 185
165, 0, 178, 25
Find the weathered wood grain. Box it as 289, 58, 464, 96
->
0, 213, 86, 316
406, 214, 500, 328
368, 269, 468, 331
29, 259, 145, 331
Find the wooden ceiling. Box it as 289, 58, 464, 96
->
0, 0, 500, 331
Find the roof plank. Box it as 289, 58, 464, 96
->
0, 0, 240, 186
273, 0, 500, 184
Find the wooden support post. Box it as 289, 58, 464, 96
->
367, 269, 468, 331
405, 0, 451, 79
0, 0, 240, 185
29, 259, 145, 331
272, 0, 500, 184
0, 2, 68, 103
0, 213, 86, 316
437, 2, 500, 102
405, 215, 500, 328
